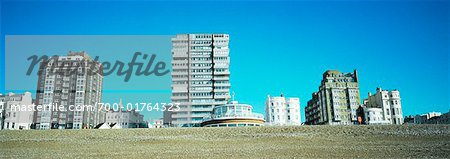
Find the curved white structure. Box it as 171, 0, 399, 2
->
201, 101, 264, 127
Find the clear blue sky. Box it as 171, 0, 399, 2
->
1, 0, 449, 121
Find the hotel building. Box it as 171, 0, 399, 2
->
305, 70, 361, 125
0, 92, 34, 130
165, 34, 231, 127
265, 94, 301, 125
33, 51, 104, 129
363, 88, 403, 125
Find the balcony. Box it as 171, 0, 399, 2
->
214, 95, 230, 99
191, 113, 211, 118
213, 71, 230, 75
172, 71, 188, 76
190, 54, 211, 58
172, 52, 188, 58
213, 76, 229, 80
171, 83, 188, 87
190, 60, 212, 64
191, 71, 212, 75
172, 65, 188, 69
189, 88, 213, 92
214, 83, 230, 87
214, 89, 230, 93
213, 52, 229, 57
172, 60, 188, 65
213, 64, 229, 69
191, 107, 213, 112
191, 99, 216, 105
191, 66, 212, 69
172, 77, 188, 82
172, 113, 190, 118
172, 89, 188, 93
171, 96, 188, 100
176, 107, 191, 112
191, 96, 213, 100
190, 48, 212, 52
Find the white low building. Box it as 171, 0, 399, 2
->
105, 100, 145, 128
105, 109, 145, 129
0, 92, 34, 130
153, 119, 163, 128
265, 94, 301, 126
364, 108, 390, 125
414, 112, 442, 124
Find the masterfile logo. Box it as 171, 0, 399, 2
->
5, 35, 173, 91
25, 52, 170, 82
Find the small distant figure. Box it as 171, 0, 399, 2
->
357, 116, 363, 125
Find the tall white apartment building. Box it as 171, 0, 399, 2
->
165, 34, 231, 127
364, 87, 403, 125
265, 94, 301, 125
34, 51, 104, 130
0, 92, 34, 130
